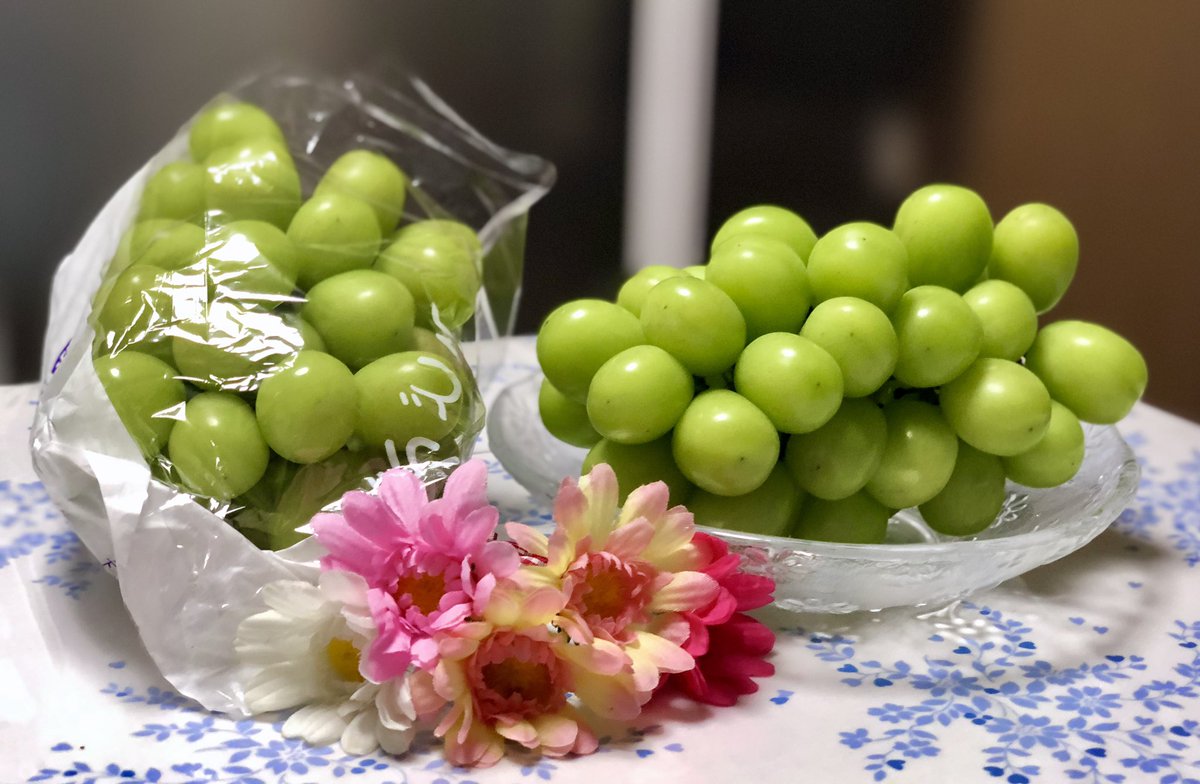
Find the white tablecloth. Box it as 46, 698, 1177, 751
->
2, 337, 1199, 784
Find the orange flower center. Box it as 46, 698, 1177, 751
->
469, 631, 568, 720
324, 637, 364, 683
394, 571, 446, 614
568, 552, 655, 639
481, 659, 556, 705
578, 567, 629, 619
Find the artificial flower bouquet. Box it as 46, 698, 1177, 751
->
234, 459, 775, 765
30, 68, 552, 713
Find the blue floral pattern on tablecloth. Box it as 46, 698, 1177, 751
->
6, 350, 1200, 783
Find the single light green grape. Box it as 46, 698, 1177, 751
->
785, 397, 887, 500
205, 220, 298, 307
672, 389, 779, 496
536, 299, 644, 403
616, 265, 687, 317
962, 279, 1038, 361
806, 222, 909, 314
791, 491, 892, 544
1024, 320, 1147, 424
583, 436, 692, 506
188, 101, 285, 162
641, 277, 745, 376
683, 265, 706, 279
734, 333, 843, 434
892, 285, 983, 388
939, 358, 1052, 456
255, 350, 357, 464
95, 265, 171, 338
1003, 400, 1085, 488
689, 463, 803, 537
866, 398, 958, 509
893, 184, 993, 292
354, 351, 464, 450
707, 236, 810, 339
281, 311, 326, 352
108, 220, 183, 276
411, 326, 462, 368
539, 378, 601, 448
586, 345, 692, 444
171, 304, 299, 392
800, 297, 898, 397
315, 149, 409, 234
302, 270, 416, 371
139, 162, 206, 224
168, 392, 270, 500
204, 138, 301, 230
136, 222, 205, 272
287, 193, 382, 290
375, 221, 480, 330
711, 204, 818, 262
918, 442, 1007, 537
94, 351, 186, 458
987, 203, 1079, 313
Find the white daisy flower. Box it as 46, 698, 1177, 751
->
234, 576, 416, 756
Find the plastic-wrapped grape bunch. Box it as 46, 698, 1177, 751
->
536, 190, 1147, 545
86, 78, 553, 550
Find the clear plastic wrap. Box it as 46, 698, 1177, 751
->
29, 68, 553, 713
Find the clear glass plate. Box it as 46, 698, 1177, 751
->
487, 372, 1142, 614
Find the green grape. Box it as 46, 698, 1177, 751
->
302, 270, 416, 371
918, 442, 1007, 537
672, 390, 779, 496
255, 350, 357, 464
94, 264, 186, 363
205, 220, 298, 307
939, 358, 1052, 456
799, 297, 898, 397
204, 138, 301, 230
411, 326, 462, 367
892, 285, 983, 388
1003, 400, 1085, 488
893, 184, 993, 292
616, 265, 687, 317
139, 162, 206, 223
136, 222, 204, 272
962, 279, 1037, 361
640, 277, 745, 376
539, 377, 601, 448
583, 436, 692, 506
734, 333, 843, 434
683, 265, 706, 279
94, 351, 186, 458
689, 463, 803, 537
171, 304, 300, 392
586, 345, 692, 444
286, 193, 382, 290
315, 149, 409, 234
375, 220, 480, 330
188, 101, 285, 162
710, 204, 818, 262
108, 220, 182, 276
281, 311, 326, 352
806, 222, 909, 314
536, 299, 644, 403
791, 491, 892, 544
785, 397, 887, 500
707, 236, 810, 339
354, 351, 464, 450
987, 203, 1079, 313
866, 398, 958, 509
168, 392, 270, 500
1024, 320, 1147, 424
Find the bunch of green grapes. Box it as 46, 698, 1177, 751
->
536, 189, 1147, 544
91, 100, 484, 549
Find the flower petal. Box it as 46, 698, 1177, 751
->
441, 458, 490, 518
504, 522, 549, 557
617, 481, 669, 528
378, 467, 428, 530
476, 539, 521, 578
531, 712, 579, 753
578, 463, 619, 548
649, 571, 719, 612
282, 703, 347, 747
604, 517, 655, 561
570, 668, 643, 721
341, 709, 383, 756
628, 631, 694, 692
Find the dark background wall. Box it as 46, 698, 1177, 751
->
2, 1, 1196, 419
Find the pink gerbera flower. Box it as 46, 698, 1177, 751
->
506, 464, 719, 702
312, 459, 518, 681
663, 532, 776, 706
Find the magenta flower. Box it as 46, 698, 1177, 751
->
312, 459, 518, 682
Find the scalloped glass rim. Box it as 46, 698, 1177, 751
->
488, 372, 1141, 613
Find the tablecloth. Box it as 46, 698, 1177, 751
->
2, 336, 1198, 784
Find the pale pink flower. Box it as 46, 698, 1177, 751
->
312, 459, 518, 681
506, 464, 719, 699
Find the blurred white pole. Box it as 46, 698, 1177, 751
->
623, 0, 721, 273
